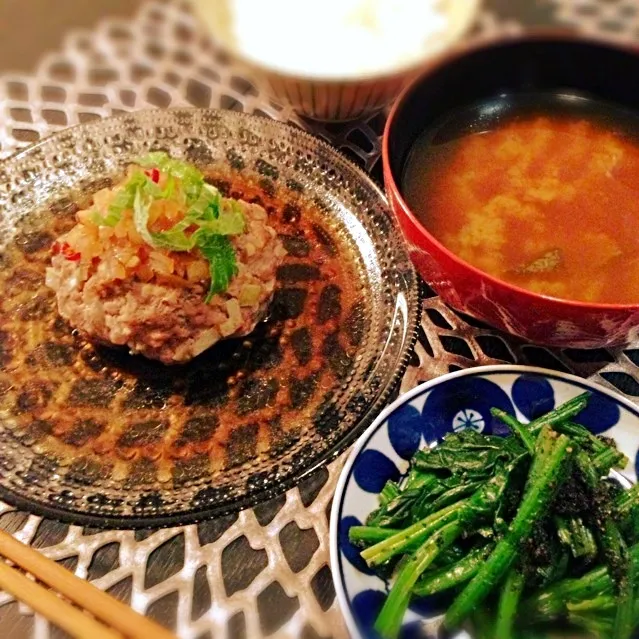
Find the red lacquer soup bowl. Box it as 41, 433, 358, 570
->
383, 34, 639, 348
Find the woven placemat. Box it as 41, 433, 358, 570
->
0, 1, 638, 637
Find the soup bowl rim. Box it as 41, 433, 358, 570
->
383, 31, 639, 313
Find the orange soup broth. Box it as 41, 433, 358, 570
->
404, 115, 639, 304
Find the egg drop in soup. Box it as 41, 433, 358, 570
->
402, 93, 639, 304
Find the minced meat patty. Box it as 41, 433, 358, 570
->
45, 156, 286, 364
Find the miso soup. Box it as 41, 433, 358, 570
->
402, 93, 639, 304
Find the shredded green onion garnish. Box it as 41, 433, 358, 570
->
92, 152, 246, 300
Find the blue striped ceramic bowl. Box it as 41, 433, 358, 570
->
330, 365, 639, 638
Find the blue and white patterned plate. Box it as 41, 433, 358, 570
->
329, 365, 639, 639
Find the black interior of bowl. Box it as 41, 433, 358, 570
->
387, 37, 639, 183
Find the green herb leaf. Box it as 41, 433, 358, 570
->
133, 187, 156, 248
136, 152, 204, 202
187, 183, 221, 221
159, 173, 178, 202
198, 232, 238, 301
93, 153, 245, 300
92, 171, 147, 227
198, 208, 245, 236
90, 209, 120, 227
151, 221, 196, 251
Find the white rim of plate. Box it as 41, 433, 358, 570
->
329, 363, 639, 639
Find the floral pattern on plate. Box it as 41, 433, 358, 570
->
330, 365, 639, 639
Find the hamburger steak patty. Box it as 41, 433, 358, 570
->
46, 201, 286, 364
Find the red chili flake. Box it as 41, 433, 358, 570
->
145, 168, 160, 183
91, 256, 101, 267
60, 242, 81, 261
154, 217, 174, 231
137, 245, 150, 261
51, 241, 61, 255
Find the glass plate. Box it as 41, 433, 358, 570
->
0, 109, 420, 527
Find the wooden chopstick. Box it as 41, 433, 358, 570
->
0, 529, 176, 639
0, 559, 121, 639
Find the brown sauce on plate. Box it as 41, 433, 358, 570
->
0, 168, 367, 489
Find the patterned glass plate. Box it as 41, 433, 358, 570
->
0, 108, 420, 527
330, 365, 639, 638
